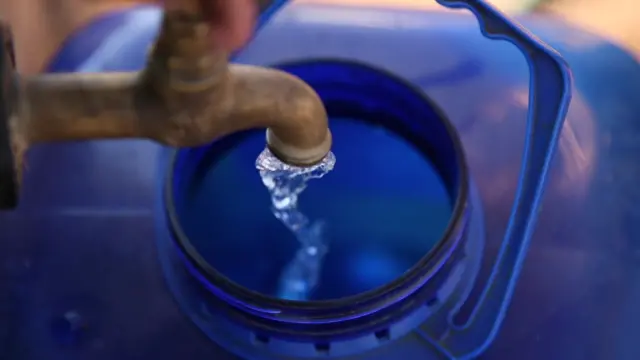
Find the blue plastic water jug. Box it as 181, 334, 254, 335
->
3, 1, 639, 360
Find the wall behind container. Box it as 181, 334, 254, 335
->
296, 0, 541, 14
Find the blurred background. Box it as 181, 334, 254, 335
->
298, 0, 539, 13
297, 0, 640, 57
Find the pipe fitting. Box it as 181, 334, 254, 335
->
10, 2, 332, 173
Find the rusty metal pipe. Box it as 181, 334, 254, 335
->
10, 5, 332, 171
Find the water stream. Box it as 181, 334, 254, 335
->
256, 148, 336, 300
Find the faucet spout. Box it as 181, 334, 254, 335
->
12, 6, 332, 170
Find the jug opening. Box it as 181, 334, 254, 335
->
165, 60, 471, 331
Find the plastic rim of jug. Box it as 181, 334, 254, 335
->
161, 58, 486, 359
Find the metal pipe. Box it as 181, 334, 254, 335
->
10, 2, 332, 171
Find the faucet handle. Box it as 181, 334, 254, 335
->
148, 10, 227, 93
0, 24, 19, 209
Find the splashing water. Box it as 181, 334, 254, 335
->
256, 148, 336, 301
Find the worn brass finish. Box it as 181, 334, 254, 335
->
11, 2, 332, 171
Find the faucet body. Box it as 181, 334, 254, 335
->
0, 2, 332, 209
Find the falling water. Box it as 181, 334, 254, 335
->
256, 148, 336, 301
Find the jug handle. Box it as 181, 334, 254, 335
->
430, 0, 573, 358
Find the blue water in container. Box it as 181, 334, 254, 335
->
175, 59, 457, 301
178, 116, 452, 300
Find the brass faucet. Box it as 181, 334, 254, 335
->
8, 1, 333, 188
